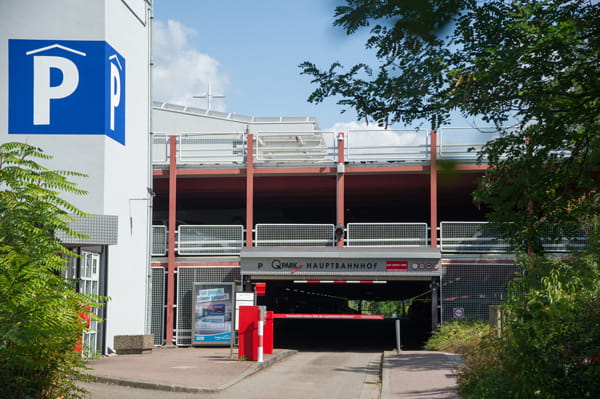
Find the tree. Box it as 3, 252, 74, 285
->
301, 0, 600, 256
0, 142, 100, 399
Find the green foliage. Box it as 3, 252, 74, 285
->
456, 332, 509, 398
349, 299, 413, 318
0, 142, 101, 399
300, 0, 472, 128
463, 0, 600, 254
424, 320, 491, 354
302, 0, 600, 253
458, 252, 600, 398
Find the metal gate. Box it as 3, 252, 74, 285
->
151, 267, 165, 345
441, 262, 519, 322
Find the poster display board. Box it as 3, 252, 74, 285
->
192, 283, 234, 345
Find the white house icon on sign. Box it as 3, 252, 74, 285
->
26, 44, 86, 126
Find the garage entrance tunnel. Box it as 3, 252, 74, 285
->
240, 247, 442, 351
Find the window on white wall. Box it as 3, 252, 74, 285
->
80, 251, 100, 358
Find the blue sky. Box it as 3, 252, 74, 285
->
152, 0, 380, 131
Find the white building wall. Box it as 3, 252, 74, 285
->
102, 0, 152, 346
0, 0, 151, 351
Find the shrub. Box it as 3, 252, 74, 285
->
0, 143, 101, 399
424, 320, 492, 354
457, 253, 600, 398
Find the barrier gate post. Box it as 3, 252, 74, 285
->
264, 310, 274, 355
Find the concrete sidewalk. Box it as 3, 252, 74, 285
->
85, 347, 462, 397
85, 346, 296, 393
381, 351, 463, 399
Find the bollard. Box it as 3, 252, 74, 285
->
257, 306, 265, 362
395, 318, 401, 352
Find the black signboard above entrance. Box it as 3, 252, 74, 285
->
240, 247, 442, 277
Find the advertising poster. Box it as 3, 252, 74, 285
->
192, 283, 234, 345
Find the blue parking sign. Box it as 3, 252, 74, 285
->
8, 39, 126, 145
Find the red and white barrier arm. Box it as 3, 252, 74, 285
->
273, 313, 384, 320
293, 280, 387, 284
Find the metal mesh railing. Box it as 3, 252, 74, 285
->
440, 222, 510, 253
177, 225, 244, 256
437, 127, 505, 160
346, 223, 429, 247
178, 133, 245, 164
151, 267, 165, 345
255, 224, 335, 247
152, 133, 169, 164
346, 129, 429, 162
441, 263, 520, 322
541, 226, 591, 252
175, 266, 240, 346
152, 225, 167, 256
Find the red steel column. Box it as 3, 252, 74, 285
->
245, 133, 254, 247
430, 130, 438, 248
166, 135, 177, 344
336, 132, 345, 247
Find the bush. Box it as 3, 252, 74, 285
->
457, 329, 510, 398
457, 253, 600, 399
0, 143, 101, 399
424, 320, 492, 354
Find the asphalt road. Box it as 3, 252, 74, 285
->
82, 351, 382, 399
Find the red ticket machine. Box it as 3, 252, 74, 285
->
238, 306, 259, 361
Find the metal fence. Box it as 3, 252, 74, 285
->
346, 129, 429, 162
440, 221, 590, 253
175, 266, 240, 346
346, 223, 429, 247
440, 222, 510, 253
441, 262, 520, 322
178, 133, 245, 164
177, 225, 244, 256
152, 225, 167, 256
437, 127, 504, 160
255, 224, 335, 247
152, 127, 515, 166
540, 226, 590, 253
150, 267, 165, 345
152, 133, 169, 164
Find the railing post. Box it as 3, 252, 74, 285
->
430, 129, 438, 248
246, 132, 254, 247
166, 135, 177, 345
336, 132, 345, 247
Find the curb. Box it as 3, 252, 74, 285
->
380, 351, 394, 399
90, 349, 298, 393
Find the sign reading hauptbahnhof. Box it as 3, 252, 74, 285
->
240, 247, 442, 276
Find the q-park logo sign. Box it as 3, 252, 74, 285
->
8, 39, 126, 145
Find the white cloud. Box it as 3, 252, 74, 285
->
327, 121, 385, 133
326, 121, 426, 148
152, 20, 229, 111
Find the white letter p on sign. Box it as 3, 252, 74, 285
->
110, 62, 121, 131
33, 56, 79, 125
